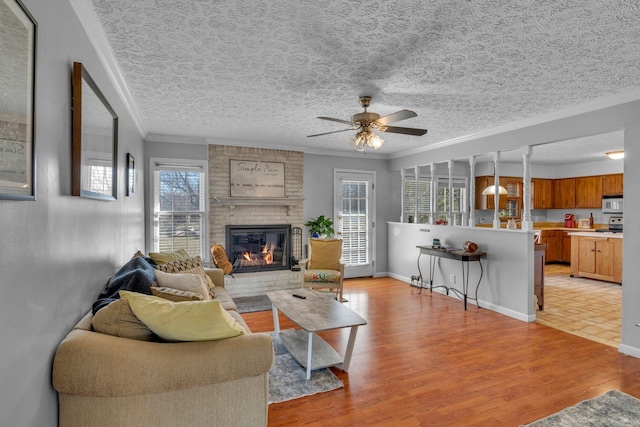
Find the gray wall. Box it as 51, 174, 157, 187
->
0, 1, 145, 425
304, 153, 397, 276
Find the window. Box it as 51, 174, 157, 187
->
403, 176, 431, 223
437, 177, 467, 225
150, 158, 207, 258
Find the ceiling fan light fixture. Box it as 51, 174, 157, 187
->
351, 129, 384, 151
606, 150, 624, 159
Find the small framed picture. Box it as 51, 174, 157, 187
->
126, 153, 135, 196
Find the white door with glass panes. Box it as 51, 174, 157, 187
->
334, 170, 375, 278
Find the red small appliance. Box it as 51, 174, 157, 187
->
564, 214, 576, 228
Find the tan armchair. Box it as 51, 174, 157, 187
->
301, 238, 344, 302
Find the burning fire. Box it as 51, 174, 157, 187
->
242, 243, 275, 264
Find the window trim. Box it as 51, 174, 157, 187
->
148, 157, 209, 259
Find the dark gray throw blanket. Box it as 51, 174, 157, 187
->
92, 256, 157, 314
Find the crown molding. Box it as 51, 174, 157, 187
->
68, 0, 147, 138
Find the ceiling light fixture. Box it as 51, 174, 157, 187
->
606, 150, 624, 159
481, 185, 508, 195
350, 128, 384, 152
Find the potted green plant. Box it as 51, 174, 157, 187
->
304, 215, 335, 238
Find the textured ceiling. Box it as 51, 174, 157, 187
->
90, 0, 640, 157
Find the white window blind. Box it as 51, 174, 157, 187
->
403, 176, 431, 223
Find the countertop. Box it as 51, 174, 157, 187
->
567, 231, 623, 238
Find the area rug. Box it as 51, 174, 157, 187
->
522, 390, 640, 426
268, 331, 344, 404
234, 295, 272, 313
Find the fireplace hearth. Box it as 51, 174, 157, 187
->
226, 225, 291, 273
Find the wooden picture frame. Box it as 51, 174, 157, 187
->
71, 62, 118, 201
0, 0, 37, 200
126, 153, 134, 196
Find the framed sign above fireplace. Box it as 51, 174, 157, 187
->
230, 160, 285, 198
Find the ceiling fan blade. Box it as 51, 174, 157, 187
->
378, 125, 428, 136
375, 109, 417, 125
307, 128, 355, 138
317, 116, 353, 126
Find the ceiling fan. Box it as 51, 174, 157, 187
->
307, 96, 428, 151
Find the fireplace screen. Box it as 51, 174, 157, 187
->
226, 225, 291, 273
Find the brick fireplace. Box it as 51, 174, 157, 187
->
208, 145, 304, 297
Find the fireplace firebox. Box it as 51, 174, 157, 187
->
225, 225, 291, 273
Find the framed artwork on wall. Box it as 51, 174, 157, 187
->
0, 0, 37, 200
71, 61, 118, 201
126, 153, 134, 196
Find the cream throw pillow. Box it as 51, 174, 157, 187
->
155, 270, 210, 300
309, 238, 342, 270
119, 291, 247, 342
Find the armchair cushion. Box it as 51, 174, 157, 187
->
309, 238, 342, 270
304, 269, 342, 283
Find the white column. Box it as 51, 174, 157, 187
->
448, 159, 454, 225
521, 146, 533, 231
414, 166, 419, 223
469, 156, 476, 227
400, 168, 405, 222
493, 151, 501, 229
429, 163, 436, 224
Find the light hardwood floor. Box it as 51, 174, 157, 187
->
536, 264, 621, 347
242, 277, 640, 426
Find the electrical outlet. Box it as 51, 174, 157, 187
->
450, 274, 456, 284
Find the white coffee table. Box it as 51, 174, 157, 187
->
267, 288, 367, 380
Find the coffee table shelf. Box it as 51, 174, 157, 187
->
279, 329, 342, 370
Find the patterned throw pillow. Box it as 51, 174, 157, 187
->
154, 270, 210, 300
151, 286, 204, 302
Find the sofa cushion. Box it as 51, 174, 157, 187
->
155, 270, 210, 300
151, 286, 204, 302
92, 255, 157, 314
155, 256, 215, 290
91, 299, 155, 341
309, 238, 342, 270
120, 291, 247, 342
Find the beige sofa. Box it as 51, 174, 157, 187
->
52, 268, 274, 427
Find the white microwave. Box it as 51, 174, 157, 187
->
602, 197, 623, 214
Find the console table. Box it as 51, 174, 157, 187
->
415, 246, 486, 310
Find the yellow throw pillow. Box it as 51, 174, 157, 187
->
91, 299, 155, 341
154, 270, 210, 300
119, 291, 247, 342
309, 238, 342, 270
148, 250, 191, 265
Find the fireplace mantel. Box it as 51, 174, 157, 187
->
213, 196, 303, 216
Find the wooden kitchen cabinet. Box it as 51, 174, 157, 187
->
575, 176, 603, 208
571, 235, 622, 283
541, 230, 563, 263
553, 178, 576, 209
602, 173, 623, 196
561, 231, 572, 263
531, 178, 554, 209
475, 176, 507, 210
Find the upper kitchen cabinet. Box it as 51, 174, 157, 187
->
575, 176, 603, 208
531, 178, 554, 209
475, 176, 507, 210
553, 178, 576, 209
602, 173, 623, 196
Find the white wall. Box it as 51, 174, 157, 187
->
390, 98, 640, 358
388, 223, 535, 320
0, 1, 145, 425
304, 153, 398, 276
